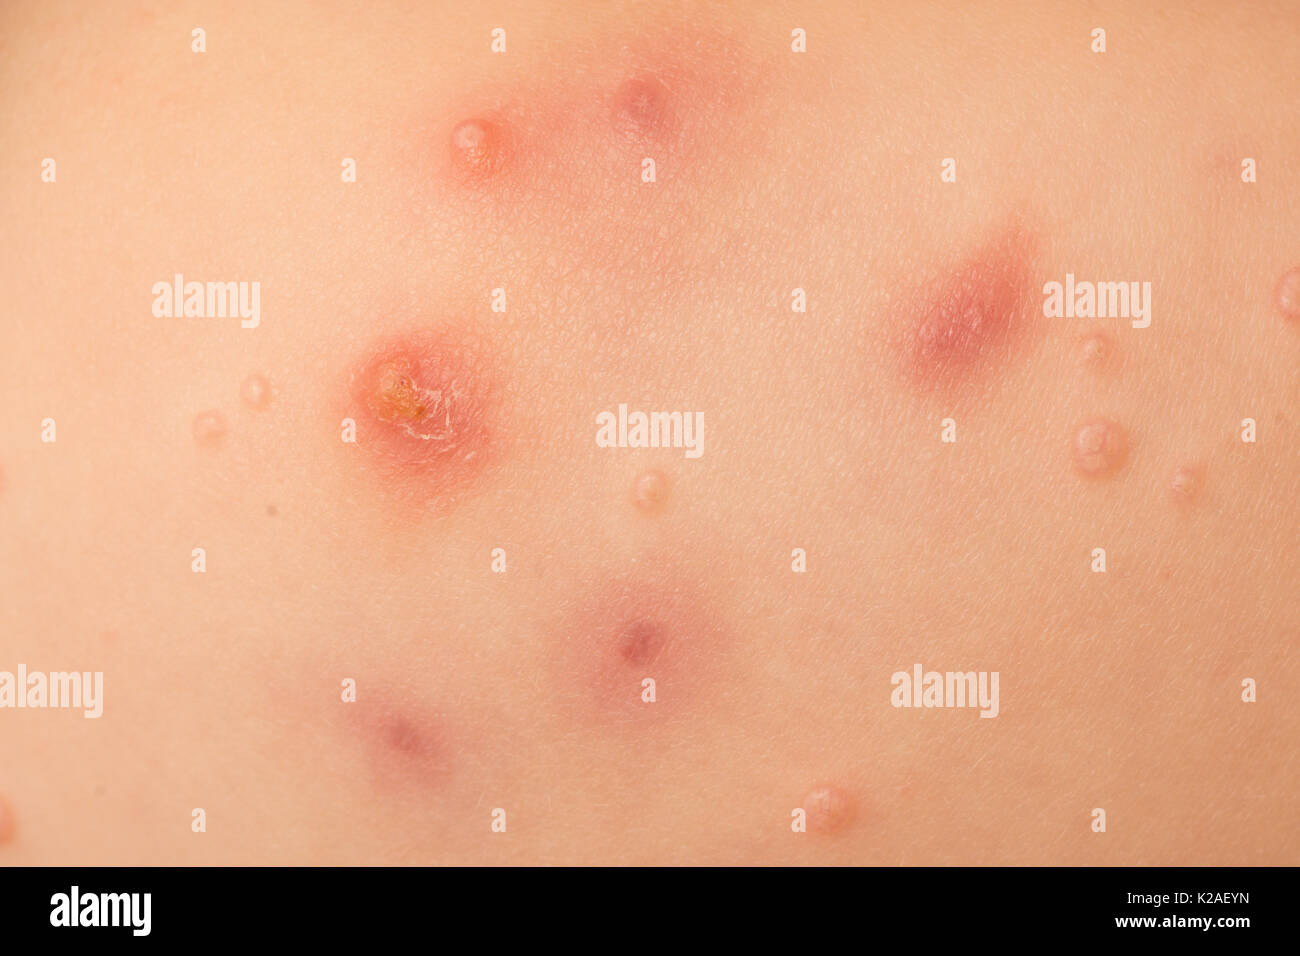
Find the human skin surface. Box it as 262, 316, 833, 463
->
0, 1, 1297, 865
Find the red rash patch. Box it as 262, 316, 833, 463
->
544, 564, 731, 727
345, 328, 501, 501
903, 220, 1041, 392
351, 698, 457, 796
612, 74, 674, 138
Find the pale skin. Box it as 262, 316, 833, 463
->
0, 1, 1297, 865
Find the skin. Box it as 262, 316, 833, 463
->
0, 0, 1297, 866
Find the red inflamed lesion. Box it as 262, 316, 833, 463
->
902, 217, 1044, 393
541, 558, 736, 728
448, 116, 512, 184
340, 688, 461, 798
420, 19, 769, 211
610, 73, 675, 140
343, 326, 505, 504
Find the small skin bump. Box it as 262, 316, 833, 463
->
1071, 418, 1128, 477
801, 784, 856, 835
632, 468, 670, 514
612, 74, 672, 137
346, 328, 500, 500
1169, 464, 1204, 505
1276, 267, 1300, 320
240, 372, 272, 410
191, 410, 228, 448
1078, 330, 1116, 369
450, 118, 508, 181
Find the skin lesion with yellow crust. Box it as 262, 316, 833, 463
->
369, 359, 432, 426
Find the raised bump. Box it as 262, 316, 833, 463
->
1276, 266, 1300, 320
1071, 418, 1128, 477
612, 74, 672, 137
240, 372, 272, 410
1078, 330, 1116, 369
346, 328, 500, 498
1169, 464, 1204, 505
632, 468, 670, 514
449, 118, 508, 181
191, 410, 227, 447
801, 784, 856, 835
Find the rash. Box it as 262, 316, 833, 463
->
904, 220, 1040, 391
612, 75, 673, 137
346, 328, 500, 501
359, 703, 456, 797
544, 561, 731, 726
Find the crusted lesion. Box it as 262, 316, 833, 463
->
365, 348, 477, 446
350, 331, 495, 478
371, 358, 430, 424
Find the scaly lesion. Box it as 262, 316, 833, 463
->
366, 354, 465, 448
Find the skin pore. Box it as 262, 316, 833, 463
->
0, 0, 1297, 865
